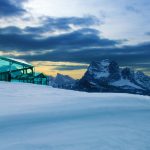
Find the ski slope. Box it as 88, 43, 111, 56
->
0, 82, 150, 150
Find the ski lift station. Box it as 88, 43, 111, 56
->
0, 56, 48, 85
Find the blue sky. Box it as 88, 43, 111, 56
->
0, 0, 150, 77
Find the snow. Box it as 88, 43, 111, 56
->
94, 72, 109, 78
9, 57, 32, 66
111, 78, 143, 89
135, 71, 150, 90
0, 82, 150, 150
94, 60, 110, 78
88, 59, 110, 79
100, 59, 110, 66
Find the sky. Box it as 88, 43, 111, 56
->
0, 0, 150, 78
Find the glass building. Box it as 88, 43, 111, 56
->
0, 56, 48, 85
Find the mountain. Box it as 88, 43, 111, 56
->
134, 71, 150, 90
47, 75, 55, 85
75, 59, 150, 96
49, 73, 76, 89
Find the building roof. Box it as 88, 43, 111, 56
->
34, 72, 47, 78
0, 56, 33, 68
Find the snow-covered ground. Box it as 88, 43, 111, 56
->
0, 82, 150, 150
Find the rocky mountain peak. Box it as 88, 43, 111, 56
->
55, 73, 75, 83
121, 67, 135, 81
88, 59, 111, 74
49, 73, 76, 89
76, 59, 150, 95
86, 59, 120, 81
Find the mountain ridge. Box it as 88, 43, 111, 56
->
75, 59, 150, 96
47, 59, 150, 96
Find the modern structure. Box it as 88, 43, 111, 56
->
0, 56, 48, 85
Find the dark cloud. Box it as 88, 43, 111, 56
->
0, 26, 22, 34
24, 16, 100, 34
14, 42, 150, 75
0, 16, 106, 51
0, 23, 149, 72
0, 0, 27, 17
52, 65, 88, 71
0, 14, 149, 74
0, 27, 120, 51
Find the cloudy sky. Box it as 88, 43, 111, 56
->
0, 0, 150, 78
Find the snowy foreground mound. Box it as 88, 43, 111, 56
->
0, 82, 150, 150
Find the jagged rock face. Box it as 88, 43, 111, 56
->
121, 68, 135, 81
135, 71, 150, 90
50, 73, 76, 89
78, 60, 120, 90
76, 59, 150, 96
77, 60, 118, 92
48, 76, 55, 86
108, 61, 120, 81
88, 60, 109, 78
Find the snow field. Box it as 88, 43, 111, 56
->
0, 82, 150, 150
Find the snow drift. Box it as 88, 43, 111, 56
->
0, 82, 150, 150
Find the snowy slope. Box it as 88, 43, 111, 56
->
0, 82, 150, 150
111, 78, 142, 89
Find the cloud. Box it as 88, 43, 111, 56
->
0, 26, 22, 34
52, 65, 88, 71
0, 16, 110, 52
14, 42, 150, 74
1, 17, 149, 72
0, 0, 27, 17
0, 12, 149, 74
24, 16, 100, 34
0, 26, 120, 52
